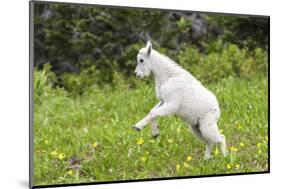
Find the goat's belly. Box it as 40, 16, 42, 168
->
177, 106, 212, 124
176, 88, 219, 124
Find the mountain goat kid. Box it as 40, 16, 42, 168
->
132, 41, 227, 159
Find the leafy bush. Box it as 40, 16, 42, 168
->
60, 64, 140, 95
54, 43, 268, 94
204, 15, 269, 49
178, 44, 268, 83
34, 64, 56, 104
34, 2, 268, 87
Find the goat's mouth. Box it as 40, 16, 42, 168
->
136, 73, 144, 78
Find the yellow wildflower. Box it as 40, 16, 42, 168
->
136, 138, 144, 145
235, 164, 240, 169
67, 170, 74, 176
176, 164, 181, 170
58, 153, 65, 160
51, 150, 58, 156
186, 155, 192, 161
236, 124, 242, 130
230, 146, 238, 152
226, 164, 232, 169
44, 140, 49, 145
184, 162, 189, 168
214, 147, 219, 155
140, 156, 146, 162
92, 142, 98, 148
168, 139, 173, 143
239, 142, 244, 147
219, 129, 224, 133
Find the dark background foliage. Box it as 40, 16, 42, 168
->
34, 2, 268, 93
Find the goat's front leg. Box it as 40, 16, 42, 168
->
132, 101, 178, 131
132, 101, 162, 131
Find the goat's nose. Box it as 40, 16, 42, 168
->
135, 71, 140, 77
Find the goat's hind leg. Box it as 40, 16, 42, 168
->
219, 133, 227, 157
151, 118, 160, 138
199, 111, 227, 159
189, 121, 205, 142
200, 124, 227, 159
189, 123, 213, 159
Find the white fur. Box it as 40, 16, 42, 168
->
133, 41, 227, 159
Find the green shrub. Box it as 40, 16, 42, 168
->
34, 64, 56, 104
117, 42, 144, 75
202, 38, 225, 54
178, 44, 267, 83
60, 65, 102, 95
34, 2, 268, 88
35, 43, 268, 96
60, 63, 140, 95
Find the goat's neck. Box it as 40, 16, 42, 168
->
152, 61, 179, 85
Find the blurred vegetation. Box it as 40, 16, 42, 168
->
34, 2, 268, 95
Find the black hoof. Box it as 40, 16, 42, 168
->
152, 133, 160, 138
132, 125, 141, 131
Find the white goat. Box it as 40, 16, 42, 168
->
132, 41, 227, 159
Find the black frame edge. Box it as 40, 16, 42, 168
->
29, 0, 35, 188
32, 171, 270, 188
267, 16, 270, 173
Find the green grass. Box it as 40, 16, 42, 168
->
33, 74, 268, 186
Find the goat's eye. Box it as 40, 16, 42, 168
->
140, 59, 144, 63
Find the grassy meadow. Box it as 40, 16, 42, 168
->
33, 70, 268, 186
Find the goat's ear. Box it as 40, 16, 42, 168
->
146, 40, 152, 56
